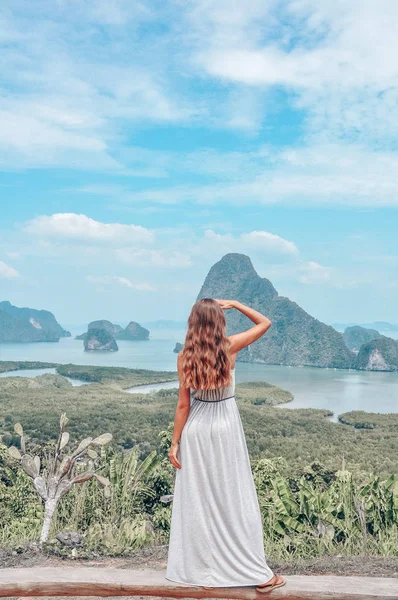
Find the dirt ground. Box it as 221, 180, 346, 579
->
2, 544, 398, 577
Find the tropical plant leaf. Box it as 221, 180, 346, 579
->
60, 432, 70, 450
33, 476, 47, 500
14, 423, 23, 436
72, 437, 93, 457
21, 454, 39, 478
92, 433, 113, 446
8, 446, 22, 460
34, 455, 41, 474
60, 413, 69, 430
94, 473, 111, 487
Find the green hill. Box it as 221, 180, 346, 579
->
0, 301, 70, 342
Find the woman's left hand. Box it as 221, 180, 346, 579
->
168, 443, 181, 469
215, 299, 235, 310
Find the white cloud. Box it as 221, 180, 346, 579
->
192, 0, 398, 144
115, 248, 191, 268
191, 229, 336, 287
1, 0, 398, 216
24, 213, 154, 245
134, 281, 157, 291
182, 228, 302, 275
0, 2, 194, 170
201, 229, 298, 259
126, 143, 398, 207
299, 261, 333, 285
240, 231, 298, 255
86, 275, 156, 291
0, 260, 19, 279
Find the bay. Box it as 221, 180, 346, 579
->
0, 333, 397, 417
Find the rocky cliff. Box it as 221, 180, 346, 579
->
84, 328, 119, 352
0, 301, 70, 342
197, 253, 355, 369
116, 321, 149, 341
76, 320, 123, 340
343, 325, 383, 352
355, 337, 398, 371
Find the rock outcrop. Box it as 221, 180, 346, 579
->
76, 320, 123, 340
0, 301, 70, 342
343, 326, 383, 352
77, 320, 149, 342
116, 321, 149, 341
173, 342, 184, 353
84, 328, 118, 352
197, 253, 355, 369
355, 337, 398, 371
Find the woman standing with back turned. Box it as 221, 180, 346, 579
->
166, 298, 285, 592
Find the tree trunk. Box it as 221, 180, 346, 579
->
40, 498, 57, 544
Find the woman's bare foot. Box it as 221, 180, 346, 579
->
256, 574, 286, 593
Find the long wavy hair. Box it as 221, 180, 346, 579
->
180, 298, 232, 390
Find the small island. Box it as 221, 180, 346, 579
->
77, 320, 150, 350
84, 328, 118, 352
116, 321, 149, 341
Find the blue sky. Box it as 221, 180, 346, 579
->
0, 0, 397, 327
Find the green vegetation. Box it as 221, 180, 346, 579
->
236, 381, 293, 405
0, 361, 58, 374
3, 426, 398, 560
1, 363, 398, 560
55, 363, 177, 388
0, 437, 164, 555
254, 459, 398, 560
8, 417, 112, 543
339, 411, 398, 430
0, 366, 397, 475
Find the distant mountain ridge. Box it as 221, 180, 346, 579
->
142, 319, 186, 330
334, 321, 398, 333
0, 301, 70, 343
197, 254, 355, 369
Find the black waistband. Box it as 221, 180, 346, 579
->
192, 395, 235, 403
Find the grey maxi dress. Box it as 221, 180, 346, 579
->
166, 369, 274, 587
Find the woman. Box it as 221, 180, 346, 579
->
166, 298, 285, 592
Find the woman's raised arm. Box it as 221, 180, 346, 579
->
215, 299, 271, 355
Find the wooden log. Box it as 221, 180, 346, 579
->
0, 568, 397, 600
